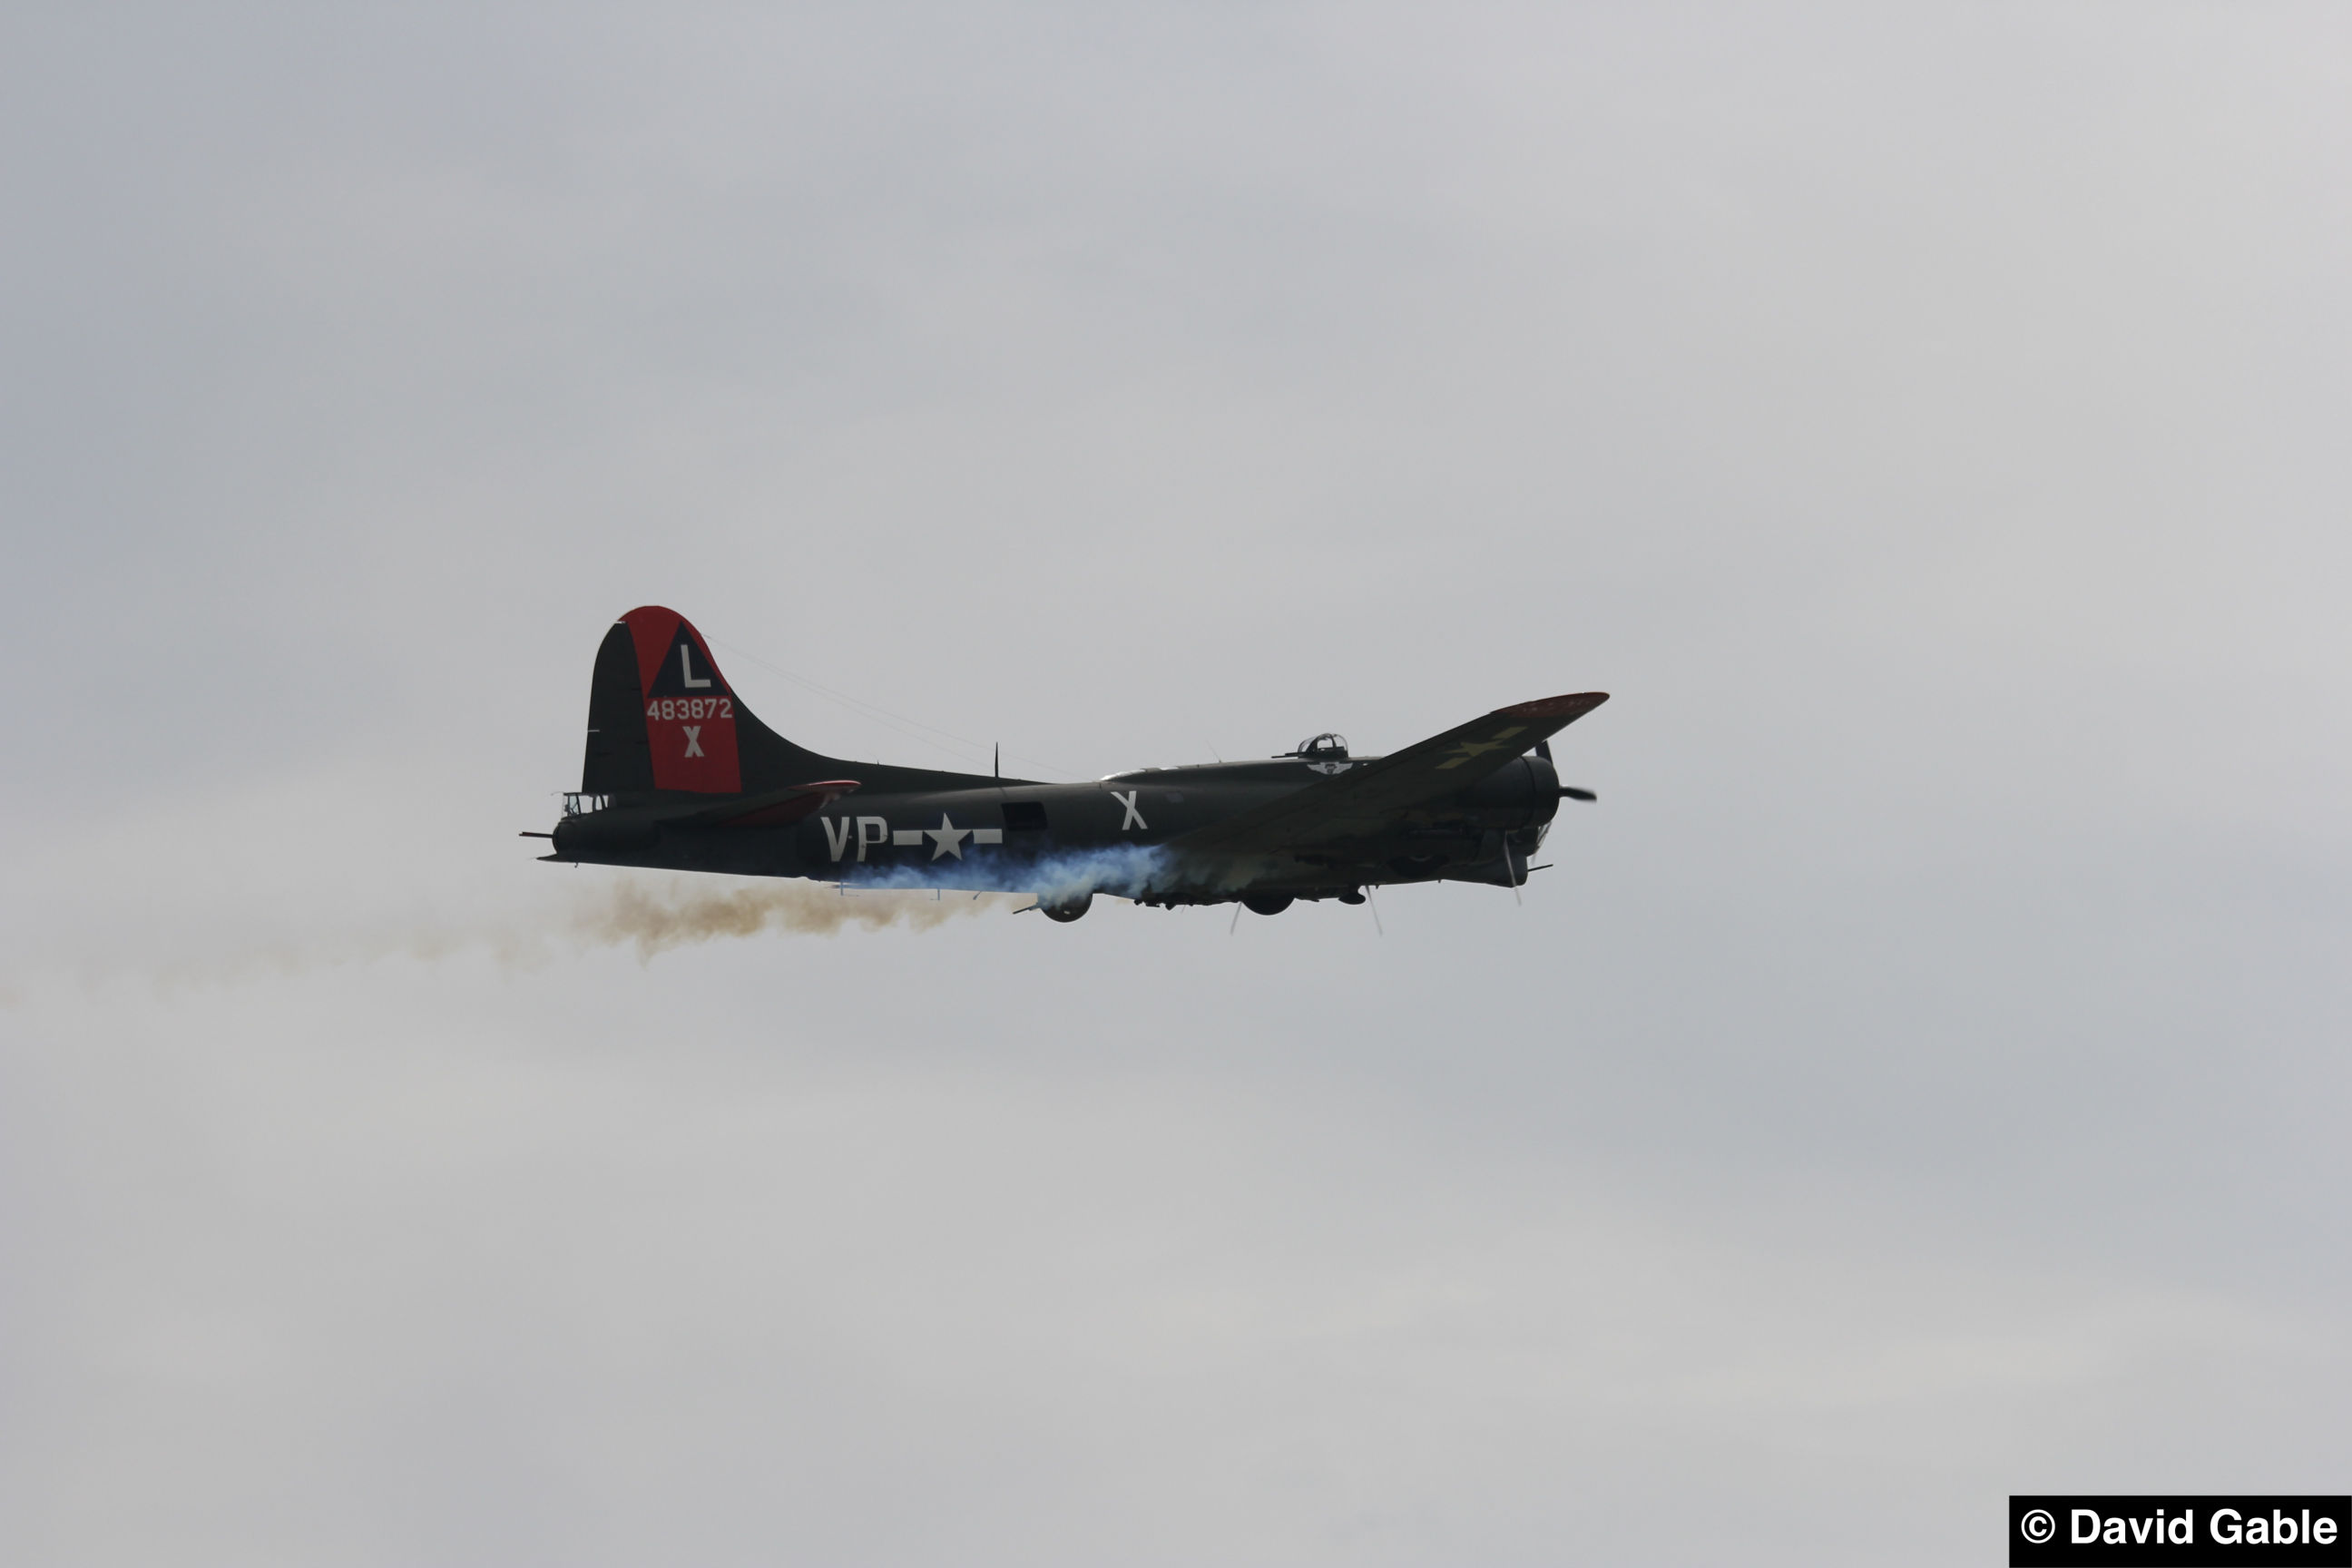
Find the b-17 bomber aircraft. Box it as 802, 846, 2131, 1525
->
534, 607, 1608, 922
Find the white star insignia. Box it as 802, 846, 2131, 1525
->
924, 813, 972, 859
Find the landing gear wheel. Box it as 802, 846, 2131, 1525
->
1242, 893, 1294, 916
1040, 893, 1093, 923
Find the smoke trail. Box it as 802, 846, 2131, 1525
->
9, 875, 1026, 999
550, 848, 1214, 961
17, 849, 1220, 999
571, 875, 1008, 960
844, 844, 1183, 904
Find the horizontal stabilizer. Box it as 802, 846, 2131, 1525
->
694, 780, 862, 828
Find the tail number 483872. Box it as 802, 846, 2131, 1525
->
647, 697, 733, 721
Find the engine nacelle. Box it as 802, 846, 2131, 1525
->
1454, 753, 1561, 828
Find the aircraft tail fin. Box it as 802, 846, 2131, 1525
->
581, 607, 809, 797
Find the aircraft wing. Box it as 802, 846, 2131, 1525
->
1170, 692, 1608, 856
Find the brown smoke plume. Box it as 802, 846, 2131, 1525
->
566, 876, 1011, 960
15, 876, 1025, 1001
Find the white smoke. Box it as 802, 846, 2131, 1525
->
840, 843, 1184, 906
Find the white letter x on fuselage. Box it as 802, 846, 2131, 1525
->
1112, 790, 1147, 830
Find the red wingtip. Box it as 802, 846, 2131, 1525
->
1495, 692, 1610, 720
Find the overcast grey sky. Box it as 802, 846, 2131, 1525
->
4, 5, 2348, 1563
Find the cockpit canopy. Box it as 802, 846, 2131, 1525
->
1293, 731, 1349, 760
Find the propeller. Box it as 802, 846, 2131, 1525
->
1534, 740, 1596, 801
